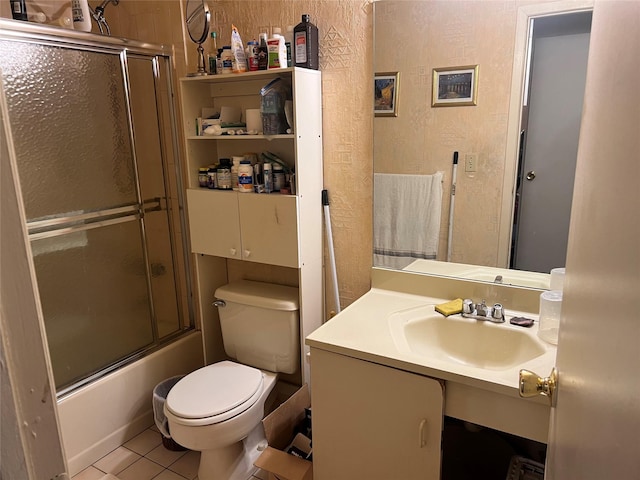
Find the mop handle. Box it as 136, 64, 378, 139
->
447, 152, 458, 262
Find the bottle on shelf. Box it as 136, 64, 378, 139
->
10, 0, 28, 21
284, 25, 294, 67
71, 0, 92, 32
267, 28, 287, 69
263, 161, 273, 193
238, 160, 254, 193
294, 14, 319, 70
220, 46, 233, 74
257, 33, 269, 71
216, 158, 232, 190
207, 32, 218, 75
246, 40, 259, 71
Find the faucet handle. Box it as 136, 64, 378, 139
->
462, 299, 474, 314
476, 299, 490, 316
492, 303, 504, 320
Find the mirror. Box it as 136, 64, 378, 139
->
185, 0, 210, 77
373, 0, 592, 289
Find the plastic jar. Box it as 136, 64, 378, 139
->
198, 167, 209, 188
220, 46, 233, 74
273, 163, 285, 191
216, 158, 232, 190
238, 160, 254, 193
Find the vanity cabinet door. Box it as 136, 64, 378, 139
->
311, 348, 444, 480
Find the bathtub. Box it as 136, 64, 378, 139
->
57, 331, 204, 476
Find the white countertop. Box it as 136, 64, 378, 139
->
306, 287, 557, 400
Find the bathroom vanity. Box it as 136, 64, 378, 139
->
306, 268, 555, 479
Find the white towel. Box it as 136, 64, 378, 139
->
373, 172, 444, 269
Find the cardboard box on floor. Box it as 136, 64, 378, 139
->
254, 384, 313, 480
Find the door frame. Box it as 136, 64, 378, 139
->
497, 0, 594, 268
1, 82, 68, 478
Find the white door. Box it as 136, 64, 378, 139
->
544, 1, 639, 478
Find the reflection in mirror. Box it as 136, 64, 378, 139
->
185, 0, 210, 77
373, 0, 593, 289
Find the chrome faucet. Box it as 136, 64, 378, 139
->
462, 299, 505, 323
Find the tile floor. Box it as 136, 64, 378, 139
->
71, 425, 266, 480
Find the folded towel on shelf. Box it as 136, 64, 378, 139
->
373, 172, 444, 269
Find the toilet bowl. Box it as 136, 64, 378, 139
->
163, 280, 300, 480
165, 361, 277, 480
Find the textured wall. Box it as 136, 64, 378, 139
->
375, 0, 518, 267
95, 0, 374, 309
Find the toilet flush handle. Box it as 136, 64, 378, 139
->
212, 300, 226, 308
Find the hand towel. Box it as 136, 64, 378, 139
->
373, 172, 444, 269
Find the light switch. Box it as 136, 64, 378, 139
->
465, 153, 478, 172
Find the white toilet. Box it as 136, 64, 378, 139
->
164, 280, 300, 480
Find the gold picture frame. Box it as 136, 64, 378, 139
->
432, 65, 478, 107
374, 72, 399, 117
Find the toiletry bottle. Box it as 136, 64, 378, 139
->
10, 0, 28, 21
294, 14, 319, 70
263, 161, 273, 193
207, 32, 218, 74
246, 40, 259, 71
273, 163, 285, 191
220, 46, 233, 74
216, 158, 232, 190
284, 25, 294, 67
238, 160, 254, 193
71, 0, 92, 32
257, 33, 269, 70
267, 29, 286, 69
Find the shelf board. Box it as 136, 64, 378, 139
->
187, 134, 294, 141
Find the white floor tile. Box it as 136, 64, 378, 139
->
168, 450, 200, 479
71, 466, 107, 480
153, 470, 190, 480
123, 429, 163, 456
93, 447, 141, 475
146, 444, 188, 468
117, 457, 164, 480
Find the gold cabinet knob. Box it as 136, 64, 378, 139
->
519, 367, 558, 406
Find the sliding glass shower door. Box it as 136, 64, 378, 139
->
0, 26, 192, 394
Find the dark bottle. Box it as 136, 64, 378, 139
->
257, 33, 269, 71
10, 0, 28, 20
293, 14, 319, 70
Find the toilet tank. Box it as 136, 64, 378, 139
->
214, 280, 300, 374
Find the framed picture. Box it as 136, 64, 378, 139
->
374, 72, 399, 117
432, 65, 478, 107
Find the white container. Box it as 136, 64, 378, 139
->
71, 0, 92, 32
238, 160, 253, 193
267, 31, 287, 69
538, 290, 563, 345
550, 267, 566, 291
231, 156, 242, 191
220, 46, 233, 74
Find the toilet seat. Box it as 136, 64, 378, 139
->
165, 361, 264, 426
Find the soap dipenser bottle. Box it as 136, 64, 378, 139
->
294, 14, 319, 70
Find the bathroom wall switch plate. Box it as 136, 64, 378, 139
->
465, 153, 478, 172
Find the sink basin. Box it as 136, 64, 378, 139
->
389, 305, 547, 370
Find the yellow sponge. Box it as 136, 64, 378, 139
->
435, 298, 463, 316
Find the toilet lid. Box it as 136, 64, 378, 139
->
165, 361, 263, 420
